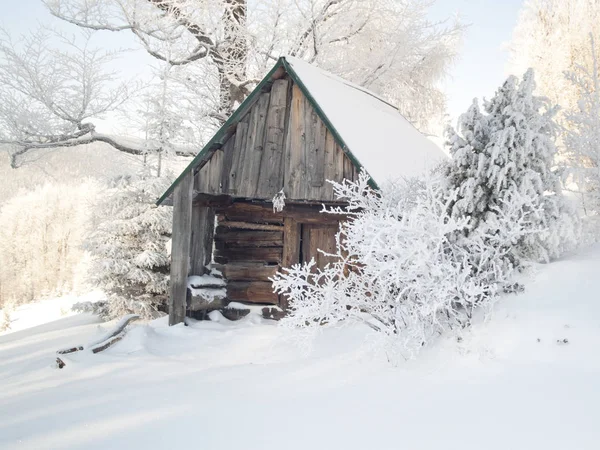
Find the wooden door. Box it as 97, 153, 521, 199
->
301, 224, 338, 271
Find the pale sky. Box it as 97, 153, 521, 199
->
429, 0, 526, 124
2, 0, 526, 130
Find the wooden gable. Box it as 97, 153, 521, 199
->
193, 75, 359, 203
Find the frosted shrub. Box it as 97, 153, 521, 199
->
272, 172, 537, 359
86, 175, 172, 319
273, 70, 579, 360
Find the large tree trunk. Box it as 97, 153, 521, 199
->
218, 0, 248, 117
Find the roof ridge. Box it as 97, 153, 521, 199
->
282, 56, 399, 112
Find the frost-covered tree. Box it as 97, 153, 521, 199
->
446, 69, 578, 263
564, 34, 600, 217
0, 182, 97, 307
0, 27, 195, 168
1, 1, 461, 167
509, 0, 600, 117
45, 0, 462, 131
273, 172, 537, 360
86, 174, 173, 319
129, 60, 217, 173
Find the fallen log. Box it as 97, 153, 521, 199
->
54, 314, 139, 368
86, 314, 139, 349
57, 346, 84, 355
90, 332, 125, 354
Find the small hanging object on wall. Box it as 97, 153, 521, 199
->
272, 189, 286, 213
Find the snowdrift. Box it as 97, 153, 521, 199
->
1, 246, 600, 449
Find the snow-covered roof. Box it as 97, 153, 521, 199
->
284, 57, 447, 183
157, 57, 447, 205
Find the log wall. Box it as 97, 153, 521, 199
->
212, 201, 343, 305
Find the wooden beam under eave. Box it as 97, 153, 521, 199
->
169, 171, 193, 326
189, 204, 215, 276
191, 193, 233, 207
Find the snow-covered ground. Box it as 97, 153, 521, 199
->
2, 246, 600, 449
0, 291, 105, 337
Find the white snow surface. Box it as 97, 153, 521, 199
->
187, 275, 227, 300
285, 56, 448, 184
2, 246, 600, 449
0, 291, 105, 337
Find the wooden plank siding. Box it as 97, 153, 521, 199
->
193, 75, 358, 203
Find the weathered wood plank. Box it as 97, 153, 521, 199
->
322, 130, 338, 200
214, 246, 283, 264
218, 262, 280, 281
219, 135, 236, 193
189, 205, 215, 275
228, 119, 249, 195
280, 217, 301, 310
343, 151, 355, 181
285, 84, 306, 201
302, 224, 339, 272
217, 201, 284, 225
227, 281, 279, 304
214, 230, 283, 247
334, 143, 346, 185
216, 220, 284, 231
305, 98, 326, 189
257, 78, 289, 199
221, 211, 283, 224
169, 171, 194, 326
282, 218, 300, 268
207, 148, 224, 194
221, 118, 249, 195
217, 202, 283, 222
192, 193, 232, 207
236, 92, 270, 197
215, 238, 283, 250
218, 201, 346, 224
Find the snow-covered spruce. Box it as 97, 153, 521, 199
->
86, 175, 173, 319
445, 69, 579, 263
272, 172, 537, 359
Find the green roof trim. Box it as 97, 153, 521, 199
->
157, 56, 378, 205
156, 58, 286, 205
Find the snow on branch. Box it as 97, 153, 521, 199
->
273, 174, 524, 360
0, 27, 196, 167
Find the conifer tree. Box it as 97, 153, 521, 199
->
446, 69, 578, 263
86, 174, 173, 318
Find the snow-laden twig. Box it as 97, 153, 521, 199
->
272, 189, 286, 213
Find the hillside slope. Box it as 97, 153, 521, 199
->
1, 245, 600, 449
0, 143, 190, 205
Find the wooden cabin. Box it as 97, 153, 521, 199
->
157, 56, 445, 325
